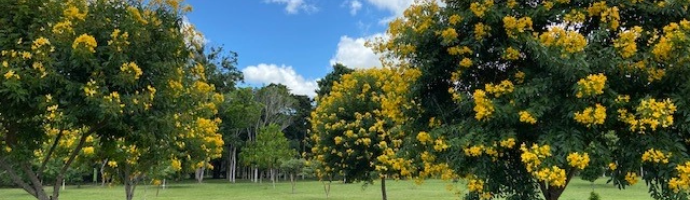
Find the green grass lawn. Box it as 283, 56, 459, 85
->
0, 178, 651, 200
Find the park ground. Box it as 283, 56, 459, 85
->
0, 178, 652, 200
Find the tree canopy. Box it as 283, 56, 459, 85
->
0, 0, 224, 199
371, 0, 690, 199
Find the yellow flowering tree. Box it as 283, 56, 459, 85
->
0, 1, 223, 200
310, 66, 454, 200
373, 0, 690, 200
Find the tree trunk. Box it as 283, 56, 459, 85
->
195, 167, 206, 183
323, 179, 332, 198
290, 173, 295, 194
380, 176, 387, 200
271, 168, 276, 189
100, 159, 108, 187
254, 168, 259, 183
231, 146, 236, 183
539, 168, 576, 200
125, 180, 137, 200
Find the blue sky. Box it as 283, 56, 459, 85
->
184, 0, 417, 97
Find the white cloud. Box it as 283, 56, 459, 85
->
360, 0, 445, 24
265, 0, 318, 14
242, 64, 318, 97
329, 34, 384, 69
350, 0, 363, 15
364, 0, 414, 16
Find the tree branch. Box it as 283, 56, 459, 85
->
0, 158, 37, 198
37, 131, 64, 178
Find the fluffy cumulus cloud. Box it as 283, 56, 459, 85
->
242, 64, 318, 97
265, 0, 318, 14
329, 34, 384, 69
349, 0, 363, 15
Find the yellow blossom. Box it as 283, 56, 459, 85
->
609, 162, 617, 170
499, 138, 516, 149
72, 34, 97, 53
460, 58, 473, 68
566, 152, 590, 170
576, 73, 607, 98
474, 23, 490, 40
503, 47, 520, 60
625, 172, 638, 185
519, 111, 537, 124
574, 104, 607, 126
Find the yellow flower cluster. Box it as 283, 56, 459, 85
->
600, 7, 620, 30
625, 172, 638, 185
576, 73, 607, 98
503, 16, 533, 38
630, 98, 676, 132
615, 95, 630, 104
108, 29, 131, 52
652, 21, 690, 61
647, 68, 665, 82
499, 138, 516, 149
460, 58, 473, 68
474, 23, 491, 40
574, 104, 606, 127
473, 89, 494, 120
440, 28, 458, 44
464, 145, 484, 157
613, 26, 643, 58
467, 178, 484, 192
447, 46, 473, 56
586, 1, 607, 16
31, 37, 51, 51
128, 6, 148, 25
448, 14, 462, 25
520, 143, 551, 173
519, 111, 537, 124
171, 158, 182, 171
564, 9, 586, 23
543, 1, 554, 10
83, 146, 95, 156
669, 161, 690, 193
514, 71, 525, 84
416, 131, 431, 143
3, 70, 19, 80
485, 80, 514, 97
53, 21, 74, 35
536, 166, 567, 187
609, 162, 617, 170
539, 27, 588, 55
566, 152, 590, 170
120, 62, 143, 80
503, 47, 520, 60
470, 0, 494, 18
64, 5, 87, 20
641, 148, 671, 164
83, 79, 99, 97
72, 34, 97, 53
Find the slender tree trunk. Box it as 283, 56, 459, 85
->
254, 168, 259, 183
195, 167, 206, 183
271, 168, 276, 189
231, 146, 237, 183
323, 178, 332, 199
100, 159, 108, 187
290, 173, 295, 194
380, 176, 387, 200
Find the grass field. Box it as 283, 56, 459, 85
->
0, 178, 652, 200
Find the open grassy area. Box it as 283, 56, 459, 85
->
0, 178, 651, 200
